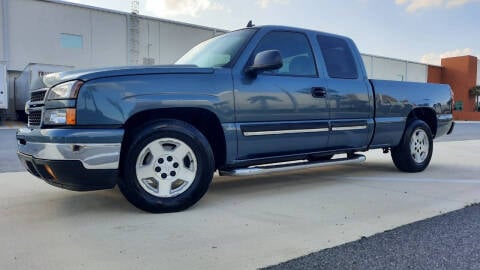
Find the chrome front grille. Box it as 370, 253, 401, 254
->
30, 89, 47, 102
28, 88, 47, 127
28, 110, 42, 127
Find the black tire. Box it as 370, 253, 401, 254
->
119, 120, 215, 213
391, 119, 433, 172
307, 154, 334, 162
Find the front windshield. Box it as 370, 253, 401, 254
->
176, 29, 256, 68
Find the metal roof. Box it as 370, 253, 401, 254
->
361, 53, 441, 67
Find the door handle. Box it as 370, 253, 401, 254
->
311, 87, 327, 98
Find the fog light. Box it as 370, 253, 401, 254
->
44, 164, 57, 180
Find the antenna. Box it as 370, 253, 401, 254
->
131, 0, 139, 14
246, 20, 254, 28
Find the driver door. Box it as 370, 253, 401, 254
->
233, 30, 330, 159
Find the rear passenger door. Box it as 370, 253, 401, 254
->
233, 30, 330, 159
316, 35, 374, 150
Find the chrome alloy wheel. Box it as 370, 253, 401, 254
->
409, 129, 430, 163
135, 138, 197, 198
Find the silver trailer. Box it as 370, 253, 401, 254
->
0, 63, 7, 110
14, 63, 72, 119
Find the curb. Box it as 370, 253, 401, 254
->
0, 121, 26, 130
455, 121, 480, 124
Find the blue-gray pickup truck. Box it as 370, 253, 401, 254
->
17, 25, 454, 212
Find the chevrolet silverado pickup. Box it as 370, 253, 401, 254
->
17, 25, 455, 213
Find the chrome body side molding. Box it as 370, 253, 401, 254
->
331, 125, 367, 131
243, 127, 329, 137
242, 125, 368, 136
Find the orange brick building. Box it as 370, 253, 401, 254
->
427, 56, 480, 121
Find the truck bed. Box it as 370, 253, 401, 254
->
369, 79, 453, 147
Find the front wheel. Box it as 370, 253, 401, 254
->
391, 119, 433, 172
119, 120, 215, 213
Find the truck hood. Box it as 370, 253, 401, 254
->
41, 65, 214, 88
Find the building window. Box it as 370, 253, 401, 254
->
454, 101, 463, 111
60, 33, 83, 49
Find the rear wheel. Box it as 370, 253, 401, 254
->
391, 119, 433, 172
119, 120, 214, 213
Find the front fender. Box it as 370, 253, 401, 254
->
75, 71, 234, 125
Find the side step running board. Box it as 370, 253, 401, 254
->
219, 154, 366, 177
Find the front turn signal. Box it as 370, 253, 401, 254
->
66, 109, 76, 125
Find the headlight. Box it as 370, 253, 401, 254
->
47, 80, 83, 100
44, 109, 76, 125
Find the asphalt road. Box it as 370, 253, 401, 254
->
264, 204, 480, 270
435, 122, 480, 142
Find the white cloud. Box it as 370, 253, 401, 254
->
256, 0, 290, 8
145, 0, 227, 17
395, 0, 480, 12
446, 0, 474, 6
420, 48, 477, 65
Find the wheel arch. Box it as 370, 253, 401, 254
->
121, 107, 227, 170
406, 107, 437, 137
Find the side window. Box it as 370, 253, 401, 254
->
252, 31, 317, 77
317, 35, 358, 79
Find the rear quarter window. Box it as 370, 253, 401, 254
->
317, 35, 358, 79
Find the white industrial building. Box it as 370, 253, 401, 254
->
0, 0, 430, 120
0, 0, 227, 119
361, 54, 428, 83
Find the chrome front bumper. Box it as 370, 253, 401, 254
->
17, 142, 121, 169
16, 128, 124, 170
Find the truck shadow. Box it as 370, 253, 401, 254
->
209, 163, 400, 194
50, 161, 469, 214
52, 164, 376, 214
54, 187, 142, 215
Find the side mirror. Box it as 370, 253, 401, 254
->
245, 50, 283, 76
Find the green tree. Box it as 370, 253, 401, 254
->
469, 86, 480, 112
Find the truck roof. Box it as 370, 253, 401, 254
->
246, 25, 352, 42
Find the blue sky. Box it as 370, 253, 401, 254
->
63, 0, 480, 65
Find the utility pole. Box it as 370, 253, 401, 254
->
128, 0, 140, 65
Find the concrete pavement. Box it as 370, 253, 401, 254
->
1, 139, 479, 270
0, 129, 23, 172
